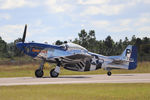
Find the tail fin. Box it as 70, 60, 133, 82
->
121, 45, 138, 70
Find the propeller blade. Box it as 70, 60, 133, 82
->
22, 24, 27, 43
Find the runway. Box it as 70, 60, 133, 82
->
0, 73, 150, 86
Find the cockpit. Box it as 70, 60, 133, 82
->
60, 43, 87, 51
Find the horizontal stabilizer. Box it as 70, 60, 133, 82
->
109, 45, 137, 70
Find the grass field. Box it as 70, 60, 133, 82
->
0, 62, 150, 77
0, 83, 150, 100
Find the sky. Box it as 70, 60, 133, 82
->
0, 0, 150, 44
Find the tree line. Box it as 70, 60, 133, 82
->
56, 30, 150, 61
0, 29, 150, 61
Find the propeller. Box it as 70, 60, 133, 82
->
22, 24, 27, 43
15, 24, 28, 56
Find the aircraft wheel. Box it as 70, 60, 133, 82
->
35, 69, 44, 78
107, 71, 112, 76
50, 69, 59, 78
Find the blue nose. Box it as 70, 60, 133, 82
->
16, 42, 25, 51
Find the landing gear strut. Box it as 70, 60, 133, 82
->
50, 59, 61, 78
35, 61, 45, 78
107, 71, 112, 76
50, 68, 59, 78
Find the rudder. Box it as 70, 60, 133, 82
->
128, 46, 138, 70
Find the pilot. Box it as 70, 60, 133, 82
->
60, 41, 68, 50
64, 41, 67, 44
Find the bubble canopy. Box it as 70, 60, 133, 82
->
60, 43, 87, 51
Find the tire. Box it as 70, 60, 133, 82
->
107, 71, 112, 76
50, 69, 59, 78
35, 69, 44, 78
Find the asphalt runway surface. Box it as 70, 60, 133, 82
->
0, 73, 150, 86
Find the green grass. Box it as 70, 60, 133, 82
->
0, 83, 150, 100
0, 62, 150, 78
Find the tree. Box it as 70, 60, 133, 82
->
97, 40, 105, 54
87, 30, 96, 52
78, 29, 88, 48
123, 37, 129, 48
0, 36, 9, 57
117, 39, 123, 55
142, 37, 150, 44
104, 36, 114, 48
13, 38, 24, 57
73, 38, 79, 44
104, 36, 114, 55
130, 35, 136, 45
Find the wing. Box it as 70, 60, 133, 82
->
47, 53, 92, 64
110, 58, 134, 65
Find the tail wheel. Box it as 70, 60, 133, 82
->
50, 69, 59, 78
107, 71, 112, 76
35, 69, 44, 78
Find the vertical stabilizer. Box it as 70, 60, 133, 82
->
121, 45, 138, 70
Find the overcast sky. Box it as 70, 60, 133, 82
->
0, 0, 150, 43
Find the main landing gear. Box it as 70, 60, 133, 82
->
50, 68, 59, 78
50, 60, 61, 78
35, 60, 61, 78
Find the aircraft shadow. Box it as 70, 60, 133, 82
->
42, 76, 91, 78
113, 74, 134, 76
59, 76, 91, 78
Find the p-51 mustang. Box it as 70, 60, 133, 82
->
16, 25, 137, 78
